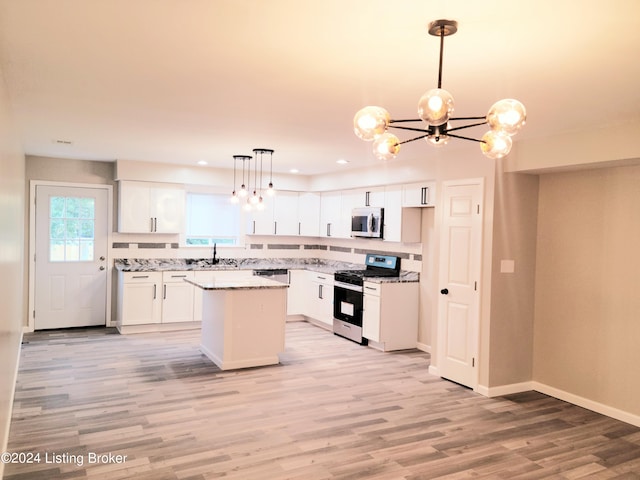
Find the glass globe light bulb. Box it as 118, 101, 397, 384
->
353, 106, 390, 141
256, 197, 265, 211
266, 182, 275, 196
480, 130, 513, 159
372, 132, 400, 161
487, 99, 526, 136
243, 200, 252, 212
230, 191, 239, 204
250, 192, 259, 205
238, 184, 248, 197
418, 88, 454, 126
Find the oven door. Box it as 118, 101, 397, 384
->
333, 282, 363, 326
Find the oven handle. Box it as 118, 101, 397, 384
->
334, 281, 363, 293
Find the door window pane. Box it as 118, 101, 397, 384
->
50, 196, 95, 262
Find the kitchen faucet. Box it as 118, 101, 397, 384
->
211, 243, 219, 264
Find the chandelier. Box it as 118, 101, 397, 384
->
353, 19, 526, 160
230, 148, 275, 210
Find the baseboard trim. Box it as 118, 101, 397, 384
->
475, 379, 640, 428
532, 382, 640, 428
478, 381, 534, 398
428, 365, 440, 377
416, 342, 431, 353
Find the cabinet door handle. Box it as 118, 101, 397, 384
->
327, 223, 331, 237
318, 284, 323, 299
133, 275, 149, 279
274, 221, 277, 235
253, 220, 256, 234
163, 285, 167, 299
365, 191, 370, 206
171, 275, 187, 278
365, 286, 377, 291
298, 222, 301, 235
153, 284, 157, 299
150, 217, 154, 232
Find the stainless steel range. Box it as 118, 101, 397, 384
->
333, 253, 401, 344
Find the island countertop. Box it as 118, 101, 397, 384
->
185, 277, 289, 291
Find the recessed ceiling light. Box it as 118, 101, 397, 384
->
336, 159, 349, 165
197, 160, 208, 166
289, 168, 299, 174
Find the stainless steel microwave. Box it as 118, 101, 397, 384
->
351, 207, 384, 238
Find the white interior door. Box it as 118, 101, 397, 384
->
34, 185, 109, 329
437, 179, 483, 389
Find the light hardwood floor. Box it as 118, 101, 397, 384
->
5, 321, 640, 479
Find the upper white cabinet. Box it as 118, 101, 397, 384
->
382, 186, 421, 243
248, 191, 316, 236
320, 191, 347, 238
298, 192, 320, 237
402, 182, 436, 207
273, 191, 300, 235
118, 181, 185, 233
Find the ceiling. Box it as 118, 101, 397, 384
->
1, 0, 639, 176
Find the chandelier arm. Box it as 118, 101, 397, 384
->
389, 118, 422, 123
389, 125, 430, 134
446, 132, 486, 143
446, 121, 488, 133
398, 133, 430, 145
450, 116, 487, 121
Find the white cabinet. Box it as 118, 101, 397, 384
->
287, 269, 309, 317
298, 192, 320, 236
320, 191, 346, 238
383, 186, 422, 243
274, 191, 300, 235
362, 280, 419, 351
248, 199, 276, 235
309, 272, 334, 327
402, 182, 436, 207
118, 181, 186, 233
254, 192, 321, 237
117, 272, 162, 327
161, 271, 195, 323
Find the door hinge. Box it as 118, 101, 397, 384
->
474, 281, 477, 291
477, 204, 480, 214
472, 357, 475, 367
33, 310, 36, 319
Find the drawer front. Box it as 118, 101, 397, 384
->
162, 271, 195, 283
123, 272, 162, 284
363, 282, 381, 296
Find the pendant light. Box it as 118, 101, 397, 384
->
353, 19, 526, 160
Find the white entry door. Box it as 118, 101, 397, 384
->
437, 179, 483, 389
34, 185, 109, 329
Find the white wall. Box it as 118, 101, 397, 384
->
0, 64, 26, 472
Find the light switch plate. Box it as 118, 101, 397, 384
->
500, 259, 515, 273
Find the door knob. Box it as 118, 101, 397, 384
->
440, 288, 449, 295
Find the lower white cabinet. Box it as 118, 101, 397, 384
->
286, 270, 334, 327
161, 271, 195, 323
286, 269, 309, 317
362, 281, 419, 351
118, 271, 196, 329
310, 273, 334, 327
117, 272, 163, 326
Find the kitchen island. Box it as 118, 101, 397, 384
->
187, 277, 288, 370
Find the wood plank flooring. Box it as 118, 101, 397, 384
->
5, 321, 640, 479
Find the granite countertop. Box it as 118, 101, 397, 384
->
185, 277, 289, 291
115, 257, 419, 283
